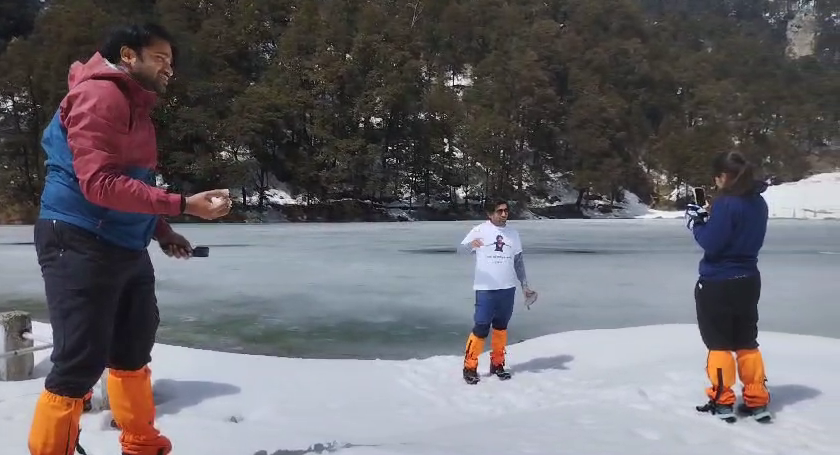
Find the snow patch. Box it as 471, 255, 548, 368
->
786, 2, 818, 59
234, 182, 308, 206
586, 190, 665, 219
527, 172, 581, 207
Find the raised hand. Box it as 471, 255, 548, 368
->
184, 189, 232, 220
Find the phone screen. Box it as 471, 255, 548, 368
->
693, 187, 706, 205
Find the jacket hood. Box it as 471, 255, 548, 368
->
67, 52, 157, 111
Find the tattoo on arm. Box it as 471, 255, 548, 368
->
514, 252, 527, 286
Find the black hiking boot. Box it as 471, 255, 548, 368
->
696, 399, 736, 423
463, 367, 480, 384
737, 402, 773, 423
489, 363, 512, 380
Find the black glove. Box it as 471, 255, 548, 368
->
685, 203, 709, 229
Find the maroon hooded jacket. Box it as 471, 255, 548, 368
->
39, 52, 181, 249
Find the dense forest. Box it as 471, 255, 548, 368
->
0, 0, 838, 222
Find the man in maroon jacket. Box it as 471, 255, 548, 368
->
29, 23, 231, 455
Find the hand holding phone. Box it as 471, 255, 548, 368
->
693, 187, 707, 207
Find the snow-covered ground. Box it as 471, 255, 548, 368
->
763, 172, 840, 220
2, 321, 838, 454
635, 172, 840, 220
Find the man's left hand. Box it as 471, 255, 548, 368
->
157, 231, 192, 259
523, 287, 538, 309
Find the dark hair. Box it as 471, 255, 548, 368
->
712, 151, 757, 197
485, 199, 509, 214
100, 23, 177, 65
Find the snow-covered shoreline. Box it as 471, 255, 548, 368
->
226, 172, 840, 223
1, 321, 838, 454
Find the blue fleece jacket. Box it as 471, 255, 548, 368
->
691, 182, 769, 281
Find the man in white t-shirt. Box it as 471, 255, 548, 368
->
457, 199, 536, 384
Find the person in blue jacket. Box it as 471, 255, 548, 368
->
685, 151, 772, 423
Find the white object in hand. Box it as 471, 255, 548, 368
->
210, 196, 227, 208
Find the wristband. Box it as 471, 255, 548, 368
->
180, 194, 186, 214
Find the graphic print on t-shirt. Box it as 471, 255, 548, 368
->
493, 235, 506, 252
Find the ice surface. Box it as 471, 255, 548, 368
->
0, 218, 837, 360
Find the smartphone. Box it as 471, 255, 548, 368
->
693, 187, 706, 206
159, 244, 209, 257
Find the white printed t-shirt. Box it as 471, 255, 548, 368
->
461, 221, 523, 291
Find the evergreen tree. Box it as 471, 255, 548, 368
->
0, 0, 836, 221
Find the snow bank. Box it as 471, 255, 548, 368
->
763, 172, 840, 220
520, 172, 665, 220
634, 172, 840, 220
2, 322, 838, 454
234, 182, 306, 206
585, 190, 669, 219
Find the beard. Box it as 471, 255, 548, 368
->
130, 67, 167, 95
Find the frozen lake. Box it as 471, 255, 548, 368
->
0, 219, 838, 360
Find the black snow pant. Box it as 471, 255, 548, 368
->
34, 219, 161, 398
694, 273, 761, 352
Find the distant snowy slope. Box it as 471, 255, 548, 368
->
1, 322, 838, 454
763, 172, 840, 220
635, 172, 840, 220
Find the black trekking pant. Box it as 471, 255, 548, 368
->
694, 274, 761, 351
34, 219, 160, 398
